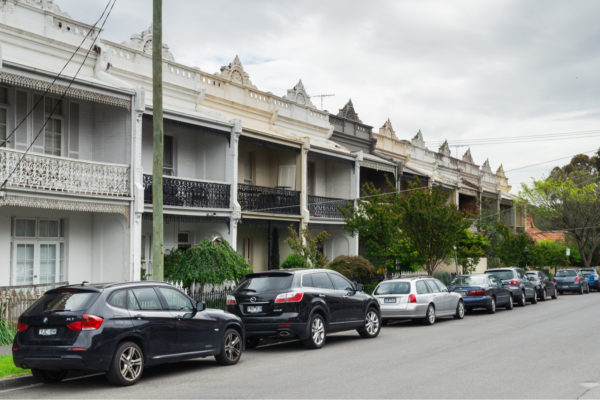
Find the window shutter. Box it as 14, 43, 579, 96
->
14, 91, 28, 150
69, 102, 79, 159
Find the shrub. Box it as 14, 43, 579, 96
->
433, 271, 452, 286
0, 319, 16, 346
327, 256, 375, 284
281, 253, 308, 269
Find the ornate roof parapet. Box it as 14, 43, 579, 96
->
15, 0, 68, 16
411, 130, 427, 149
439, 140, 451, 157
284, 80, 315, 108
216, 55, 256, 88
462, 148, 474, 164
378, 118, 396, 139
481, 159, 493, 173
496, 164, 506, 177
337, 99, 362, 123
122, 25, 175, 61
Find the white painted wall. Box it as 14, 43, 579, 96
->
141, 219, 230, 252
311, 157, 352, 199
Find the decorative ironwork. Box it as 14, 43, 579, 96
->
143, 174, 230, 209
308, 195, 349, 219
0, 148, 130, 197
238, 183, 300, 215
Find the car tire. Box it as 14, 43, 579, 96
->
487, 297, 497, 314
518, 291, 526, 307
541, 289, 547, 301
558, 290, 563, 295
454, 300, 465, 319
31, 369, 67, 383
505, 295, 514, 310
530, 292, 538, 304
303, 313, 326, 349
422, 304, 436, 326
552, 288, 558, 299
215, 329, 243, 365
579, 285, 584, 295
586, 285, 590, 294
358, 308, 381, 338
106, 341, 144, 386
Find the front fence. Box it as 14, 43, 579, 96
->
0, 282, 68, 326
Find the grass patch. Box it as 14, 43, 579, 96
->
0, 320, 16, 346
0, 355, 29, 379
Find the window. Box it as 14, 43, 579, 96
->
178, 232, 190, 250
108, 290, 128, 309
425, 280, 440, 293
157, 287, 194, 312
277, 165, 296, 189
131, 287, 162, 310
237, 237, 252, 264
44, 97, 63, 156
311, 272, 334, 290
0, 87, 7, 147
301, 274, 314, 288
416, 280, 430, 294
433, 279, 448, 292
329, 273, 354, 291
241, 151, 255, 184
11, 218, 66, 285
128, 290, 141, 310
163, 135, 174, 175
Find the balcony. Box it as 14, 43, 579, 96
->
143, 174, 230, 209
238, 184, 300, 215
0, 148, 129, 197
308, 195, 350, 220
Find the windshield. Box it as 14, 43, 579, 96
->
486, 270, 514, 281
236, 275, 293, 292
450, 275, 487, 286
374, 282, 411, 295
556, 270, 577, 277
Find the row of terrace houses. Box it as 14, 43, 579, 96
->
0, 0, 524, 287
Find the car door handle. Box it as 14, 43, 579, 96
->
134, 314, 142, 320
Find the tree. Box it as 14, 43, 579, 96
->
530, 240, 568, 269
164, 239, 252, 290
327, 256, 375, 284
285, 225, 330, 268
486, 223, 535, 268
456, 229, 489, 274
396, 185, 471, 276
281, 253, 309, 269
340, 182, 421, 274
521, 154, 600, 268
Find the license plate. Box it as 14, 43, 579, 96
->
38, 328, 57, 336
384, 297, 396, 303
247, 305, 262, 313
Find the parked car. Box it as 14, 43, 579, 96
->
13, 281, 244, 386
448, 274, 513, 313
554, 269, 590, 294
577, 268, 600, 291
372, 277, 465, 325
226, 269, 381, 349
525, 270, 558, 301
485, 267, 537, 306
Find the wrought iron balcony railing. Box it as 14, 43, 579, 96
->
238, 183, 300, 215
0, 148, 130, 197
143, 174, 230, 209
308, 195, 350, 219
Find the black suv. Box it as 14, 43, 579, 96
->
226, 269, 381, 349
13, 281, 244, 386
485, 267, 537, 306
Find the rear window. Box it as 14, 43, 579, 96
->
28, 291, 99, 313
374, 282, 410, 295
237, 275, 293, 292
486, 270, 514, 281
556, 270, 576, 277
451, 275, 487, 286
579, 269, 596, 275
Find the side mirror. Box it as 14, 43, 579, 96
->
356, 283, 364, 292
196, 301, 205, 312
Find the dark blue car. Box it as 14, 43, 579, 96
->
578, 268, 599, 291
449, 274, 513, 313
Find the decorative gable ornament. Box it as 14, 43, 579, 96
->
123, 25, 175, 61
482, 159, 492, 173
496, 164, 506, 177
217, 55, 256, 88
411, 130, 427, 148
284, 80, 315, 108
337, 99, 362, 123
462, 148, 474, 164
379, 118, 396, 139
439, 140, 451, 156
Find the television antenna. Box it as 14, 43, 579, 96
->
311, 93, 335, 110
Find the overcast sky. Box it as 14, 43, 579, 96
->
56, 0, 600, 193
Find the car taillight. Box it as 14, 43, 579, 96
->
574, 276, 580, 283
408, 294, 417, 303
226, 295, 237, 305
468, 290, 486, 296
17, 321, 29, 332
66, 314, 103, 331
552, 278, 556, 283
595, 274, 599, 279
274, 291, 304, 303
508, 280, 520, 286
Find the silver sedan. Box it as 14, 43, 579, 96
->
373, 277, 465, 325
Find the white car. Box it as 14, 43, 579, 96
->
373, 277, 465, 325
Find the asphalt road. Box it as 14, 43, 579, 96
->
2, 291, 600, 399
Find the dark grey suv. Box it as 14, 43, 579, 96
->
485, 267, 537, 306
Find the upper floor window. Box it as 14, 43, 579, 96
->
0, 87, 8, 148
44, 97, 63, 156
163, 135, 174, 176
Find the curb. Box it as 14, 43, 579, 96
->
0, 374, 36, 390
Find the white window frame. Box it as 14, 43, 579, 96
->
43, 97, 65, 157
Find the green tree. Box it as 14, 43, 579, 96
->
327, 256, 375, 284
285, 225, 330, 268
340, 182, 421, 274
280, 253, 308, 269
456, 229, 489, 274
164, 239, 252, 290
489, 224, 535, 268
530, 240, 568, 268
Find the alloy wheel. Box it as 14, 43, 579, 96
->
223, 331, 242, 363
312, 316, 325, 346
365, 310, 380, 336
119, 345, 143, 382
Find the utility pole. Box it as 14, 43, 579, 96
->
311, 93, 335, 110
152, 0, 164, 281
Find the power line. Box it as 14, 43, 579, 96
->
0, 0, 114, 147
504, 149, 598, 173
427, 129, 600, 147
1, 0, 118, 191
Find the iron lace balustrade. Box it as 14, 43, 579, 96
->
308, 195, 350, 219
143, 174, 230, 209
238, 183, 300, 215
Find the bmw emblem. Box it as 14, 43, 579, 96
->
250, 297, 257, 303
43, 317, 48, 324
